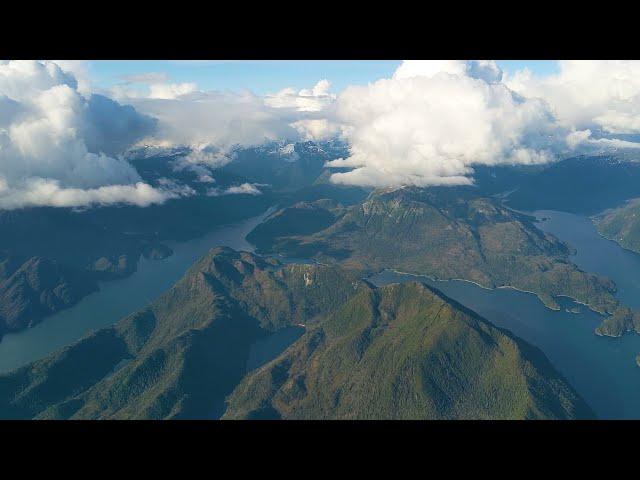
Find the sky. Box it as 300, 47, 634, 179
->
2, 59, 640, 210
86, 60, 559, 94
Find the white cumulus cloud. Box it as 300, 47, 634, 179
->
326, 61, 563, 188
148, 82, 198, 100
265, 79, 336, 112
393, 60, 503, 83
0, 60, 176, 210
505, 60, 640, 135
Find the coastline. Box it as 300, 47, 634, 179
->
380, 268, 569, 312
590, 220, 640, 257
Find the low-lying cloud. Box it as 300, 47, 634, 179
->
0, 179, 175, 209
130, 91, 302, 160
206, 183, 263, 196
126, 81, 339, 173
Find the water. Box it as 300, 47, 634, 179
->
246, 326, 305, 372
0, 209, 274, 374
370, 209, 640, 419
534, 210, 640, 309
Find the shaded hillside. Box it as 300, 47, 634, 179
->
246, 200, 345, 252
593, 198, 640, 254
507, 155, 640, 214
0, 256, 98, 334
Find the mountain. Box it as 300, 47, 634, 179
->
246, 199, 346, 252
0, 248, 360, 419
594, 306, 640, 337
0, 248, 593, 419
507, 155, 640, 214
248, 187, 619, 315
224, 281, 594, 420
220, 140, 349, 191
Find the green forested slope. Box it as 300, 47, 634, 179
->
593, 199, 640, 255
224, 282, 594, 420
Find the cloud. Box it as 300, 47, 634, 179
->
52, 60, 93, 96
112, 79, 340, 171
16, 60, 640, 201
148, 82, 198, 100
108, 76, 197, 101
129, 90, 304, 158
82, 94, 157, 155
0, 180, 177, 209
291, 118, 342, 141
323, 60, 640, 188
120, 72, 171, 84
111, 80, 340, 178
326, 61, 563, 188
206, 183, 263, 196
505, 61, 640, 135
0, 60, 173, 210
393, 60, 503, 83
265, 79, 336, 112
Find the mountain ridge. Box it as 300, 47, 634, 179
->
0, 248, 593, 420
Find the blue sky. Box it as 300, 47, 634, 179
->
86, 60, 559, 94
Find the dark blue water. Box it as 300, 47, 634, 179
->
534, 210, 640, 309
246, 326, 305, 372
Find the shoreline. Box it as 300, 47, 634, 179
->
379, 268, 609, 316
590, 221, 640, 257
